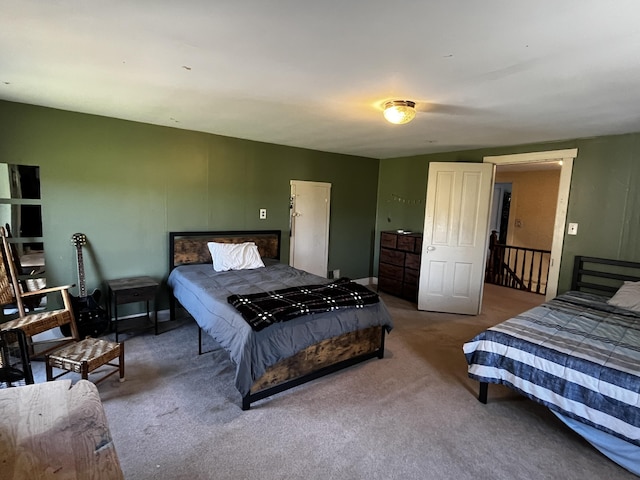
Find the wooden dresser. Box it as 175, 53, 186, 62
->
378, 230, 423, 302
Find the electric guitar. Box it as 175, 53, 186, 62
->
60, 233, 109, 338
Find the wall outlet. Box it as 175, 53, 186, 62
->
259, 208, 267, 219
333, 269, 340, 279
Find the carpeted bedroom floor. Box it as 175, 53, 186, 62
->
30, 284, 638, 479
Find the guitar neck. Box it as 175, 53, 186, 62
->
76, 245, 87, 298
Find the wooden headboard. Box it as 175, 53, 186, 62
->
571, 255, 640, 296
169, 230, 281, 270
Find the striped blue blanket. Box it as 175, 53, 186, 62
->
463, 291, 640, 446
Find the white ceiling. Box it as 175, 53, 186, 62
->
2, 1, 640, 159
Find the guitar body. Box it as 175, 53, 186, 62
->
61, 289, 110, 338
60, 233, 110, 338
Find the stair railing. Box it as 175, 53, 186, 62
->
486, 242, 551, 295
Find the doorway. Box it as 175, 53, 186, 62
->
289, 180, 331, 277
484, 148, 577, 301
490, 182, 512, 244
417, 149, 577, 316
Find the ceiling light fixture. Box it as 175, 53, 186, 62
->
383, 100, 416, 125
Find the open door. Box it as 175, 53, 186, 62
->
418, 162, 494, 314
289, 180, 331, 277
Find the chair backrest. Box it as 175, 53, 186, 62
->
0, 227, 79, 345
0, 237, 18, 309
0, 227, 27, 316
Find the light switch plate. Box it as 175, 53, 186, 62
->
568, 222, 578, 235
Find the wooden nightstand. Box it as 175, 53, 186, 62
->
107, 276, 158, 342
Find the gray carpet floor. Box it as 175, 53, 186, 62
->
31, 285, 637, 479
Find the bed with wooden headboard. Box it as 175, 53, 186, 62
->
464, 255, 640, 475
167, 230, 393, 410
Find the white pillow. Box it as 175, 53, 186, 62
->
607, 281, 640, 312
207, 242, 265, 272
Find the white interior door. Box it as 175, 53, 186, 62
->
289, 180, 331, 277
418, 162, 494, 314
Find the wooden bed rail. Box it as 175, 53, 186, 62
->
242, 326, 386, 410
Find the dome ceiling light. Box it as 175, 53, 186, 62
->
383, 100, 416, 125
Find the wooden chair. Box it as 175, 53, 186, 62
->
0, 227, 78, 357
0, 227, 124, 385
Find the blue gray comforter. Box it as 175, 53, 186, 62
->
168, 263, 393, 396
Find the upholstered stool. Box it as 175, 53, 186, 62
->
46, 338, 124, 385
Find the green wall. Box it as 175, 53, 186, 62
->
0, 100, 380, 311
3, 98, 639, 313
376, 135, 640, 293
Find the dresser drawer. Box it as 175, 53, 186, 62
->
378, 276, 402, 296
380, 248, 405, 267
379, 261, 404, 280
397, 235, 416, 252
404, 268, 419, 287
405, 252, 421, 270
413, 235, 423, 252
380, 232, 398, 249
114, 285, 157, 304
